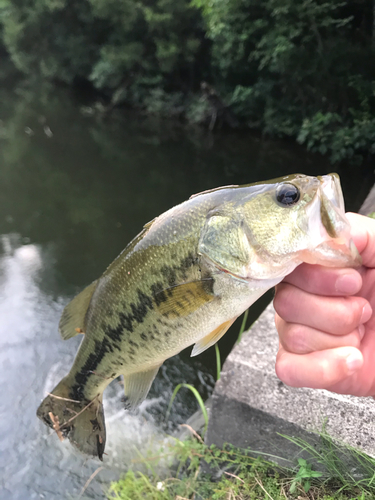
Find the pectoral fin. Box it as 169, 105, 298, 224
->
155, 279, 215, 318
59, 281, 97, 340
191, 318, 236, 357
123, 365, 161, 411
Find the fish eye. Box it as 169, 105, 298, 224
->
276, 183, 300, 206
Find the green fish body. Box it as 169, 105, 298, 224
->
37, 174, 361, 459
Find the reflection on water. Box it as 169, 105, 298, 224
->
0, 84, 373, 499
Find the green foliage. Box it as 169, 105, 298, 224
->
1, 0, 375, 162
185, 94, 213, 124
214, 343, 221, 380
0, 0, 205, 92
143, 89, 185, 118
166, 383, 208, 434
281, 430, 375, 494
290, 458, 323, 493
197, 0, 375, 161
108, 433, 375, 499
237, 308, 249, 345
0, 0, 104, 83
298, 112, 375, 164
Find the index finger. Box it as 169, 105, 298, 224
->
281, 264, 363, 297
281, 212, 375, 296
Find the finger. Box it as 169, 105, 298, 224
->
275, 314, 365, 354
275, 346, 363, 389
347, 213, 375, 268
281, 263, 362, 296
273, 284, 372, 335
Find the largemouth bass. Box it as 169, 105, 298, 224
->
37, 173, 361, 459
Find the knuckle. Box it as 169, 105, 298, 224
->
338, 298, 363, 330
275, 356, 291, 385
273, 285, 295, 320
345, 331, 361, 349
282, 324, 309, 354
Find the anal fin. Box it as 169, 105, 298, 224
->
191, 318, 236, 357
123, 365, 161, 411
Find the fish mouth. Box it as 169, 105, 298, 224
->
317, 173, 345, 213
307, 238, 362, 267
302, 174, 362, 268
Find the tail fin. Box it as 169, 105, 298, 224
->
36, 377, 106, 460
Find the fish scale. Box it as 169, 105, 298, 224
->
37, 173, 361, 459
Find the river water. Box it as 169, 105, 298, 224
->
0, 83, 373, 499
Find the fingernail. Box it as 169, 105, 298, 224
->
335, 274, 360, 294
358, 324, 365, 340
346, 352, 363, 373
361, 303, 372, 324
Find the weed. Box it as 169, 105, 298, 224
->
108, 431, 375, 499
237, 309, 249, 345
289, 458, 322, 493
166, 384, 208, 435
214, 344, 221, 381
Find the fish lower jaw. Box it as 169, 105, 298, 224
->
298, 238, 362, 268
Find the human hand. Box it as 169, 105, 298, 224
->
274, 213, 375, 397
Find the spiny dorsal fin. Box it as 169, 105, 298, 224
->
154, 279, 215, 319
143, 217, 157, 230
189, 185, 238, 199
191, 317, 236, 357
59, 281, 97, 340
123, 365, 161, 411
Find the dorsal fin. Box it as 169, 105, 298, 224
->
189, 185, 238, 199
59, 281, 97, 340
143, 217, 157, 230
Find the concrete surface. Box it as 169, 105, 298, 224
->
359, 183, 375, 216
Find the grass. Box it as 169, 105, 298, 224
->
107, 430, 375, 500
166, 384, 209, 435
237, 309, 249, 345
214, 344, 221, 381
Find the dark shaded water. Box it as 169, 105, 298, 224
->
0, 83, 373, 499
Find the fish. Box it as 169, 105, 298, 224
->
37, 173, 361, 459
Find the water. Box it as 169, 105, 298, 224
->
0, 83, 373, 499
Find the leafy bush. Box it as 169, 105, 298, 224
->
197, 0, 375, 162
0, 0, 206, 93
1, 0, 375, 163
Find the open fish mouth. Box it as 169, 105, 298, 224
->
301, 173, 362, 267
309, 238, 362, 267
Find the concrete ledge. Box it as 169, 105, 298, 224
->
359, 184, 375, 216
206, 303, 375, 462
